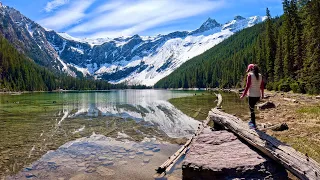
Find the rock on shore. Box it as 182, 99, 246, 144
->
182, 130, 288, 180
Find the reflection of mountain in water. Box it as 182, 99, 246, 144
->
61, 97, 199, 138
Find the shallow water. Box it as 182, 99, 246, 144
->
0, 90, 201, 179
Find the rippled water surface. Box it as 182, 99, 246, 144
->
0, 90, 201, 179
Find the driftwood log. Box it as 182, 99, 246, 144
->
209, 109, 320, 180
284, 97, 298, 103
214, 93, 223, 108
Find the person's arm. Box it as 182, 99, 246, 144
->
260, 79, 264, 99
240, 74, 251, 99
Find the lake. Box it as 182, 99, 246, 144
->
0, 90, 203, 179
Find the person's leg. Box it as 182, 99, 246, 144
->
248, 97, 256, 126
249, 97, 260, 127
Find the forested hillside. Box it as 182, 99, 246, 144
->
0, 35, 132, 91
155, 0, 320, 94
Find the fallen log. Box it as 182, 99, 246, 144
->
284, 97, 298, 103
209, 108, 320, 180
214, 93, 223, 108
260, 123, 289, 132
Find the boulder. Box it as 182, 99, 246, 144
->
182, 130, 288, 180
257, 101, 276, 110
271, 123, 289, 131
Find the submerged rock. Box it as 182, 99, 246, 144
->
118, 149, 126, 153
101, 161, 114, 166
129, 155, 135, 159
98, 156, 108, 161
23, 167, 33, 172
70, 174, 91, 180
85, 167, 96, 173
118, 161, 128, 166
116, 154, 123, 158
143, 151, 154, 156
136, 150, 144, 155
96, 166, 115, 176
25, 173, 36, 178
143, 158, 150, 163
77, 162, 86, 167
152, 148, 160, 152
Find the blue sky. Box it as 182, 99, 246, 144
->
2, 0, 283, 38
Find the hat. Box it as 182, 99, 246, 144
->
246, 64, 255, 72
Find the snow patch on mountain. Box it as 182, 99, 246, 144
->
72, 64, 90, 76
26, 23, 34, 37
58, 32, 81, 42
57, 57, 76, 77
70, 46, 84, 54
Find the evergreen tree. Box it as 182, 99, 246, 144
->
275, 31, 284, 81
282, 0, 294, 78
265, 8, 276, 81
301, 0, 320, 93
290, 0, 303, 75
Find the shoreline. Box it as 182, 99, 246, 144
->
0, 88, 208, 95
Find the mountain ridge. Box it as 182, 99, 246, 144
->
0, 4, 266, 86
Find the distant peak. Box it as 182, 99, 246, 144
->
202, 17, 220, 27
132, 34, 141, 38
206, 17, 214, 22
234, 15, 245, 20
189, 17, 221, 35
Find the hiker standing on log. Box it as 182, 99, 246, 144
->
240, 64, 264, 129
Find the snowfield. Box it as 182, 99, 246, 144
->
54, 16, 266, 86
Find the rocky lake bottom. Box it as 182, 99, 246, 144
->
0, 90, 201, 179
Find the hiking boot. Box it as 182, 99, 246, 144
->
248, 121, 257, 129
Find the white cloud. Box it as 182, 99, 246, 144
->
68, 0, 225, 38
39, 0, 95, 30
45, 0, 69, 12
95, 0, 126, 14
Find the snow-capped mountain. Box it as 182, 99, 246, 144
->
0, 4, 266, 86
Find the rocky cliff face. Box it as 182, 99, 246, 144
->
0, 5, 266, 85
0, 6, 67, 73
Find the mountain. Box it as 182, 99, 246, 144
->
0, 5, 73, 75
154, 0, 320, 94
0, 32, 123, 92
154, 20, 267, 89
0, 4, 266, 86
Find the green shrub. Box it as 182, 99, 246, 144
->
266, 82, 274, 91
278, 82, 291, 92
290, 82, 300, 93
